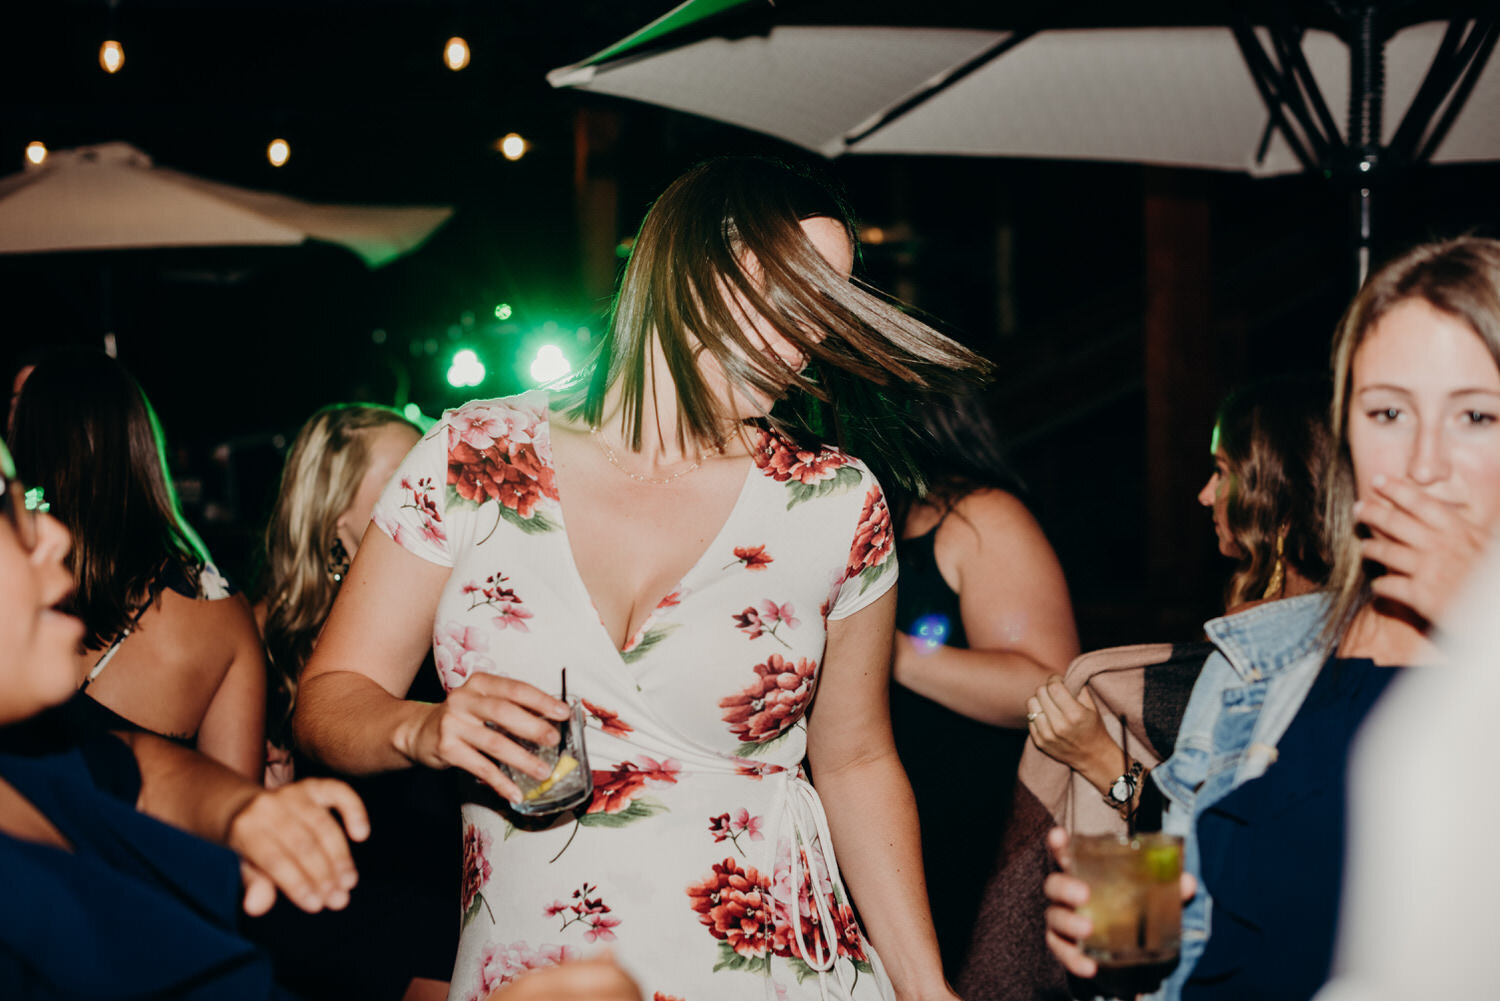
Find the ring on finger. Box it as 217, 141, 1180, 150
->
1026, 710, 1042, 723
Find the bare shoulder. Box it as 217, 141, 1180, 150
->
941, 488, 1045, 550
150, 587, 261, 654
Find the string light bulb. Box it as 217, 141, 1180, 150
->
498, 133, 528, 161
99, 39, 125, 74
443, 36, 470, 71
267, 138, 290, 167
25, 142, 47, 166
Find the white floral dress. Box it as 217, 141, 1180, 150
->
372, 391, 899, 1001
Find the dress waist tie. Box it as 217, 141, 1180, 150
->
767, 772, 859, 1001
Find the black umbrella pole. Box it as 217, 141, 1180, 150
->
1354, 183, 1373, 288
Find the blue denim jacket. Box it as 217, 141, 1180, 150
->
1147, 593, 1332, 1001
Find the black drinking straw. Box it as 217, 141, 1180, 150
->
1120, 712, 1134, 838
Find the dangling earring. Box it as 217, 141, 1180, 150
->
327, 537, 352, 583
1260, 529, 1287, 601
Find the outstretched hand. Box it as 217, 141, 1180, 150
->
229, 777, 369, 916
1356, 474, 1493, 628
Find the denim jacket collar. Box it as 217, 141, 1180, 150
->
1203, 592, 1332, 684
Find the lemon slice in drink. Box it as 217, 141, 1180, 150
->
524, 754, 579, 801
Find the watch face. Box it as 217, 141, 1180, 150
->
1110, 777, 1131, 802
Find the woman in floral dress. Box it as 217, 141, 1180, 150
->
294, 158, 989, 1001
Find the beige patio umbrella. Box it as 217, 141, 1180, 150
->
0, 142, 452, 268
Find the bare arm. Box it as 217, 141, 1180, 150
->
295, 529, 568, 799
893, 490, 1080, 728
118, 729, 368, 915
195, 592, 267, 780
808, 589, 954, 1001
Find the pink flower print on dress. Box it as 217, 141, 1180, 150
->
433, 621, 496, 691
732, 600, 800, 648
381, 477, 446, 549
466, 941, 579, 1001
706, 808, 766, 856
719, 654, 818, 748
446, 401, 559, 523
550, 882, 622, 943
461, 571, 534, 633
461, 823, 495, 926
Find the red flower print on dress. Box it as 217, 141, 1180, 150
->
724, 544, 774, 571
582, 699, 633, 737
844, 487, 895, 593
446, 402, 559, 534
751, 429, 849, 485
465, 941, 579, 1001
732, 760, 786, 781
767, 837, 871, 970
731, 600, 800, 648
719, 653, 818, 749
707, 808, 766, 856
461, 823, 495, 928
433, 621, 496, 691
549, 882, 622, 943
583, 756, 681, 817
377, 476, 446, 550
654, 994, 686, 1001
461, 571, 534, 633
656, 590, 683, 610
686, 857, 774, 961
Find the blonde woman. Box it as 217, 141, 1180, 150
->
253, 404, 456, 1001
1044, 236, 1500, 1001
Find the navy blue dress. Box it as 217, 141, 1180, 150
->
0, 738, 294, 999
1185, 656, 1399, 1001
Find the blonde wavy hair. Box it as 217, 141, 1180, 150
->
1323, 236, 1500, 645
261, 403, 417, 745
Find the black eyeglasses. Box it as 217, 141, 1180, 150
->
0, 469, 42, 552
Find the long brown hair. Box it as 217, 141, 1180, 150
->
1214, 374, 1332, 610
569, 157, 991, 485
9, 349, 207, 649
260, 404, 417, 745
1323, 236, 1500, 642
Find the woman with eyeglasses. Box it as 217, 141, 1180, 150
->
8, 349, 265, 778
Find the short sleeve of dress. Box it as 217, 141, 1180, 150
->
370, 421, 454, 568
827, 467, 898, 621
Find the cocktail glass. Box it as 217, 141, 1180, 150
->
497, 696, 593, 816
1072, 832, 1183, 969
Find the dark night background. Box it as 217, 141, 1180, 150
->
3, 0, 1498, 647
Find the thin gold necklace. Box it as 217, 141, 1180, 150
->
589, 426, 702, 485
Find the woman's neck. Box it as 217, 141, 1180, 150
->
1339, 599, 1442, 667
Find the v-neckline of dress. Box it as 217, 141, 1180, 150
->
543, 408, 760, 660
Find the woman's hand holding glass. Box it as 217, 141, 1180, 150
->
397, 673, 571, 803
1043, 828, 1196, 981
1356, 474, 1493, 628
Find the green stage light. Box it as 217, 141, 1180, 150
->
494, 303, 513, 321
403, 403, 423, 422
528, 344, 571, 385
447, 348, 486, 388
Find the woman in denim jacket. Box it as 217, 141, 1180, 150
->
1044, 236, 1500, 1001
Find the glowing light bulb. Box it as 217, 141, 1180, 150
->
267, 139, 290, 167
444, 36, 470, 71
99, 39, 125, 74
498, 133, 527, 161
447, 349, 486, 388
529, 344, 571, 385
24, 142, 47, 166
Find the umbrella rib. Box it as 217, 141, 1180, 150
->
1267, 14, 1342, 153
1230, 17, 1321, 172
1413, 15, 1499, 164
842, 29, 1036, 151
1388, 19, 1468, 158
